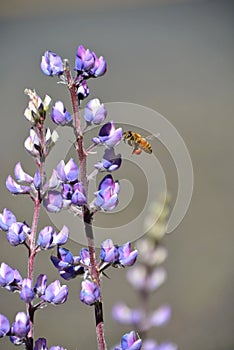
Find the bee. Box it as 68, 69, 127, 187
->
123, 131, 152, 155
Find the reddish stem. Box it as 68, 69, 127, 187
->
65, 64, 107, 350
27, 197, 41, 345
26, 121, 45, 348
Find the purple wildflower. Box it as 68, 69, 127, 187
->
84, 98, 107, 125
148, 305, 171, 328
41, 51, 64, 76
118, 242, 138, 266
80, 279, 100, 306
34, 274, 47, 297
112, 302, 142, 326
6, 175, 31, 195
90, 52, 107, 77
24, 128, 41, 157
51, 101, 72, 126
0, 263, 22, 292
0, 208, 16, 231
0, 314, 10, 337
117, 331, 142, 350
51, 248, 84, 280
95, 148, 122, 172
20, 278, 35, 303
43, 190, 63, 213
41, 280, 68, 304
14, 162, 33, 183
6, 222, 30, 246
37, 225, 69, 249
100, 239, 119, 263
11, 312, 30, 338
62, 182, 87, 206
94, 174, 120, 211
75, 45, 95, 73
92, 121, 122, 147
56, 158, 78, 183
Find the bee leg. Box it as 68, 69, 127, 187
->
132, 144, 139, 155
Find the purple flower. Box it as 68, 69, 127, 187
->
0, 314, 10, 337
100, 239, 119, 263
41, 51, 64, 76
0, 262, 15, 287
37, 226, 53, 249
59, 264, 85, 281
6, 222, 30, 246
75, 45, 95, 73
52, 225, 69, 245
34, 171, 42, 190
11, 312, 30, 338
14, 162, 33, 183
34, 338, 48, 350
37, 225, 69, 249
20, 278, 35, 303
112, 302, 142, 325
118, 242, 138, 266
6, 175, 31, 195
127, 266, 166, 293
51, 248, 84, 280
43, 190, 63, 213
34, 338, 67, 350
120, 331, 142, 350
84, 98, 107, 125
80, 279, 100, 306
0, 208, 16, 231
77, 80, 89, 100
41, 280, 68, 304
93, 121, 122, 148
95, 148, 122, 172
24, 128, 41, 157
80, 248, 90, 266
53, 247, 74, 267
72, 182, 87, 205
56, 158, 78, 183
126, 265, 147, 291
94, 174, 120, 211
148, 305, 171, 328
90, 52, 107, 77
51, 101, 72, 126
62, 182, 87, 206
34, 274, 47, 296
0, 263, 22, 292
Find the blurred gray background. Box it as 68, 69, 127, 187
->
0, 0, 233, 349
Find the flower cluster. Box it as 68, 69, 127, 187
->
112, 197, 177, 350
0, 314, 65, 349
40, 45, 106, 102
0, 43, 179, 350
0, 262, 68, 305
50, 239, 137, 305
0, 263, 68, 345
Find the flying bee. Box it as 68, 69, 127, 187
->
123, 131, 152, 155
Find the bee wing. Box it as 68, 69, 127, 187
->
145, 132, 160, 141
